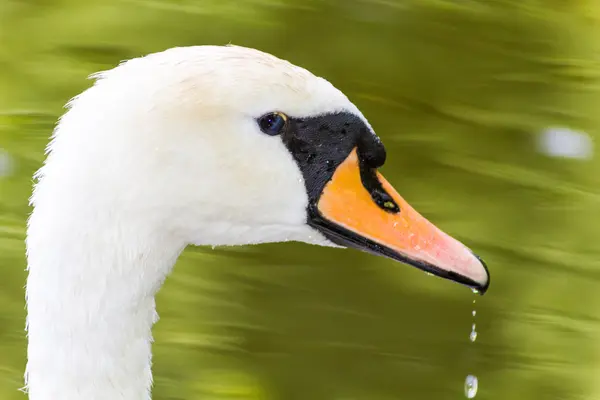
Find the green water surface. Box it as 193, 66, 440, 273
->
2, 1, 600, 399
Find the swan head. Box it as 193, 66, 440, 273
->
42, 45, 489, 293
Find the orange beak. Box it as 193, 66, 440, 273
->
308, 149, 490, 294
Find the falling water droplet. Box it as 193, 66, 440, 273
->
464, 375, 478, 398
463, 291, 479, 396
471, 288, 479, 294
470, 294, 478, 342
469, 324, 477, 342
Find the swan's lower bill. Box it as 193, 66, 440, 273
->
308, 149, 490, 294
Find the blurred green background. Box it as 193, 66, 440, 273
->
2, 0, 600, 399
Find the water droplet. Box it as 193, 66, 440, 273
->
425, 272, 433, 277
464, 295, 479, 395
464, 375, 478, 398
469, 326, 477, 342
471, 288, 479, 294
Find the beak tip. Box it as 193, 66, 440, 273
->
471, 252, 490, 295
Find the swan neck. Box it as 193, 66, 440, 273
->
25, 207, 183, 400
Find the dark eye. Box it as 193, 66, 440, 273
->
258, 112, 288, 136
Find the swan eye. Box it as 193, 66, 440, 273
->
258, 112, 288, 136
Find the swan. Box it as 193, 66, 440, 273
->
24, 45, 490, 400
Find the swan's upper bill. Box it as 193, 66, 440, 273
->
25, 45, 489, 400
